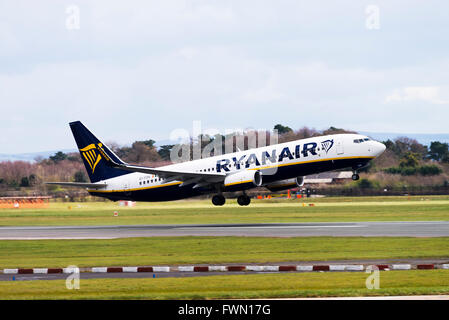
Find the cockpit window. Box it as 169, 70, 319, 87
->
354, 138, 371, 143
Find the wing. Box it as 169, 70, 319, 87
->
46, 182, 107, 189
110, 162, 225, 185
96, 144, 226, 185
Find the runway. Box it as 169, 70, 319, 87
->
0, 221, 448, 239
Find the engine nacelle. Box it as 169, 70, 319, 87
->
296, 176, 305, 187
223, 170, 262, 191
265, 176, 304, 192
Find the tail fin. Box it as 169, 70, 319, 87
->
69, 121, 129, 183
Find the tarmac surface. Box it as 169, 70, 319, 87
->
0, 221, 448, 239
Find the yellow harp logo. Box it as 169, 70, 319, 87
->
80, 143, 103, 174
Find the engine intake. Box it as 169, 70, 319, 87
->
223, 170, 262, 190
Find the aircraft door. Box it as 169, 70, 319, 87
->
336, 140, 344, 155
123, 181, 131, 197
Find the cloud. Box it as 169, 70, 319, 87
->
242, 72, 285, 103
2, 1, 449, 152
385, 86, 449, 104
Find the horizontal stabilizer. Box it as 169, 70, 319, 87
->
45, 182, 107, 189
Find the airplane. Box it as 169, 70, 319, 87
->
47, 121, 386, 206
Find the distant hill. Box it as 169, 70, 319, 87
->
0, 149, 77, 162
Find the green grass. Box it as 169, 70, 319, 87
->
1, 197, 448, 299
1, 270, 449, 299
1, 196, 449, 226
0, 236, 448, 268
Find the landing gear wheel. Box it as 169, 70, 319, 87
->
352, 173, 360, 181
212, 195, 226, 206
237, 195, 251, 206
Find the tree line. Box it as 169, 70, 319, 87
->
0, 124, 448, 194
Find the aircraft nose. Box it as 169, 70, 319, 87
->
373, 141, 386, 156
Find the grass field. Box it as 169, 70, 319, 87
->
0, 236, 447, 268
1, 195, 449, 226
1, 270, 449, 299
0, 196, 448, 299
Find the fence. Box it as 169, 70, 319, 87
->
0, 196, 51, 209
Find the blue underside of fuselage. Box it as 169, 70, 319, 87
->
89, 157, 371, 202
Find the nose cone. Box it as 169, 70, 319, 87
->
373, 141, 386, 157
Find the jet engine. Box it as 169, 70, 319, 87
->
264, 176, 304, 192
223, 170, 262, 190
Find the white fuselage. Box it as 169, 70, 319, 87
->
91, 133, 385, 196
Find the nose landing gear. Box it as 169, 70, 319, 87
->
352, 164, 364, 181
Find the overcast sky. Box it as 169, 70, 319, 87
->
1, 1, 448, 153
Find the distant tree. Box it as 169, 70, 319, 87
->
428, 141, 449, 161
383, 139, 395, 151
297, 126, 319, 139
74, 170, 87, 182
138, 139, 156, 148
399, 152, 420, 168
418, 164, 442, 176
49, 151, 68, 163
394, 137, 428, 159
28, 174, 38, 186
158, 145, 175, 161
20, 176, 30, 187
125, 142, 162, 163
67, 152, 82, 162
34, 156, 44, 163
106, 141, 122, 155
357, 178, 379, 189
322, 126, 356, 135
274, 124, 292, 135
8, 180, 19, 188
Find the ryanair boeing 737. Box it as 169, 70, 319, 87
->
47, 121, 386, 206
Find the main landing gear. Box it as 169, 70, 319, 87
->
212, 194, 226, 206
352, 171, 360, 181
211, 193, 251, 206
237, 194, 251, 206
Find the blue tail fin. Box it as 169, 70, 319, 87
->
70, 121, 129, 183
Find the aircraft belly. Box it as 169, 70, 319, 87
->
261, 157, 371, 183
89, 184, 201, 202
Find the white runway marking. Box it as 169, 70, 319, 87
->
182, 225, 361, 229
